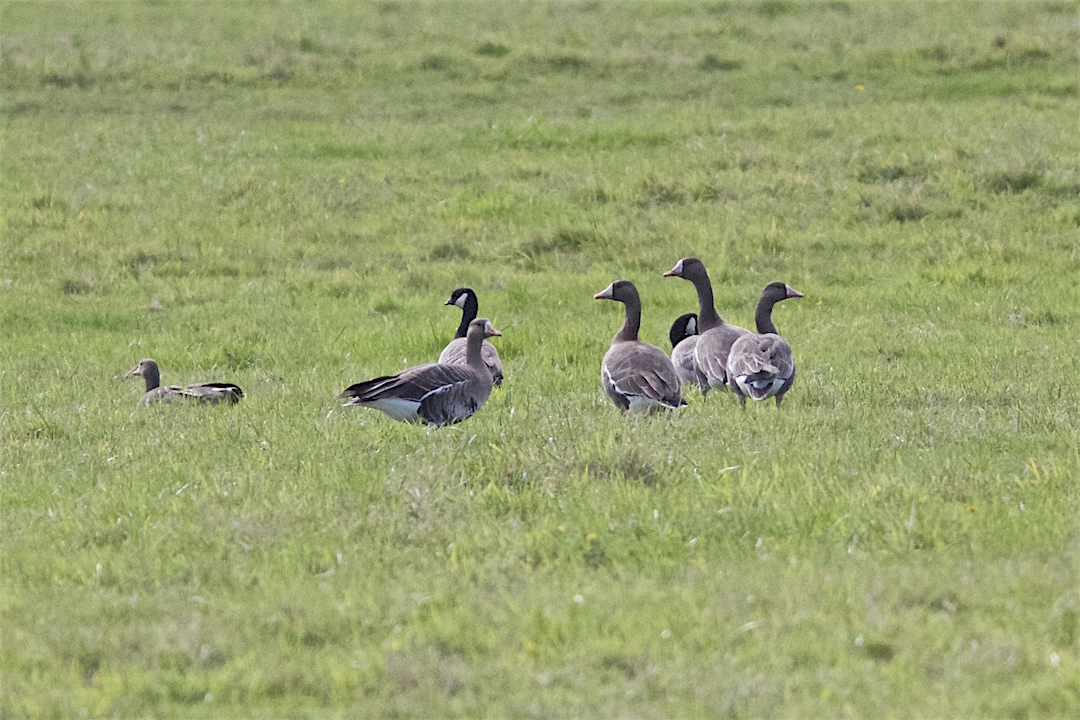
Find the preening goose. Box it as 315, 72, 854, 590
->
438, 288, 504, 387
128, 359, 243, 405
727, 281, 803, 408
669, 313, 708, 393
664, 257, 749, 393
595, 280, 684, 412
338, 318, 501, 427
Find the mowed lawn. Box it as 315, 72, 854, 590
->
2, 0, 1080, 716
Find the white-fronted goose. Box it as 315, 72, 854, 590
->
437, 287, 504, 387
338, 318, 501, 427
669, 312, 708, 393
663, 257, 749, 393
128, 359, 243, 405
595, 280, 684, 412
727, 281, 804, 408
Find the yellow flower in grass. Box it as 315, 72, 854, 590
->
856, 85, 864, 91
585, 533, 597, 541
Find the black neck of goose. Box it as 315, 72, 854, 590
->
615, 295, 641, 343
465, 326, 485, 366
690, 269, 723, 330
755, 295, 779, 335
143, 364, 161, 392
454, 295, 479, 339
669, 324, 685, 349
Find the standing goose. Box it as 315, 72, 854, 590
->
669, 313, 708, 393
663, 257, 749, 393
338, 318, 501, 427
438, 288, 504, 387
128, 359, 243, 405
727, 281, 804, 408
595, 280, 684, 412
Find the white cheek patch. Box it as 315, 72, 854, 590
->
686, 317, 697, 335
455, 293, 469, 309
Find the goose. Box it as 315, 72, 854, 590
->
669, 312, 708, 393
727, 281, 803, 408
663, 257, 749, 393
594, 280, 684, 412
128, 359, 243, 405
338, 318, 501, 427
438, 288, 504, 387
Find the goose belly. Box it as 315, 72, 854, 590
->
361, 398, 422, 422
626, 395, 675, 413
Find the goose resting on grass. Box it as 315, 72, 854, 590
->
726, 281, 803, 408
595, 280, 684, 412
128, 359, 243, 405
438, 287, 504, 387
664, 257, 749, 394
669, 312, 708, 393
338, 318, 501, 427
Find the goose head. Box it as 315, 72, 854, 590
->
445, 288, 475, 310
593, 280, 638, 304
669, 313, 698, 348
662, 257, 707, 281
762, 281, 804, 303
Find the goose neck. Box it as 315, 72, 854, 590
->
455, 295, 479, 339
690, 272, 722, 330
755, 296, 778, 335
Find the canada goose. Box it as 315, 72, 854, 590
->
727, 281, 803, 408
595, 280, 684, 412
338, 318, 501, 427
663, 257, 749, 393
438, 288, 504, 387
127, 359, 243, 405
669, 313, 708, 393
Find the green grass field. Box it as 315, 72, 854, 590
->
2, 0, 1079, 716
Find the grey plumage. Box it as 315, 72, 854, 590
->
669, 313, 707, 393
727, 281, 803, 408
438, 338, 503, 387
595, 280, 683, 412
664, 257, 749, 392
128, 359, 243, 405
338, 318, 501, 427
439, 288, 504, 386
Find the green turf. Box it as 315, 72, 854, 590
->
2, 0, 1080, 716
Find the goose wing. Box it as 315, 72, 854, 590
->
671, 335, 707, 392
694, 324, 750, 388
143, 383, 243, 404
727, 333, 795, 401
602, 342, 684, 411
338, 363, 476, 404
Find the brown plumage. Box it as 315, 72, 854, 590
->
438, 288, 503, 387
128, 359, 243, 405
595, 280, 684, 412
727, 281, 803, 408
664, 257, 749, 393
338, 318, 501, 427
